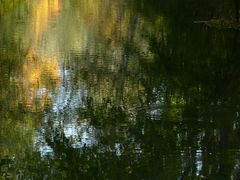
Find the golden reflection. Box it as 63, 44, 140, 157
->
33, 0, 61, 43
20, 0, 61, 112
18, 0, 156, 110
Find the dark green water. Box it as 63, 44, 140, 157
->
1, 0, 240, 179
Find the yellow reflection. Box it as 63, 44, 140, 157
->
21, 0, 61, 112
33, 0, 61, 43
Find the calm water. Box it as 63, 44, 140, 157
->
1, 0, 240, 179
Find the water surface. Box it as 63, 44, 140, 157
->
1, 0, 240, 179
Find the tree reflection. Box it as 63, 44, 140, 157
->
0, 0, 61, 178
1, 0, 240, 179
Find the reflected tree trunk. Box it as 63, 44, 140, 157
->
234, 0, 239, 22
116, 53, 128, 107
216, 107, 237, 178
116, 14, 139, 107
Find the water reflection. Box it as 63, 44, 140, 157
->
1, 0, 240, 179
20, 0, 61, 112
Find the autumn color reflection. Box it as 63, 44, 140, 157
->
3, 0, 240, 179
21, 0, 61, 112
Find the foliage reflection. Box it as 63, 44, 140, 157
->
1, 0, 240, 179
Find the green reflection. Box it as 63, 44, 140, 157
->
1, 0, 240, 179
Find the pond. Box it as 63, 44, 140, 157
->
1, 0, 240, 179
